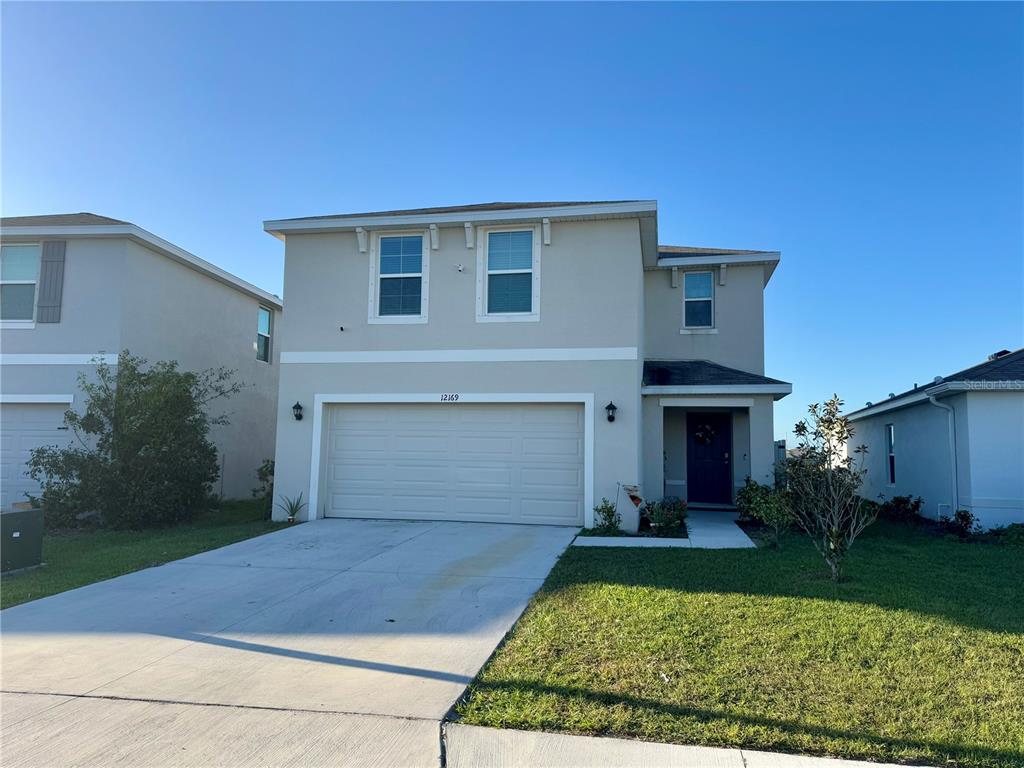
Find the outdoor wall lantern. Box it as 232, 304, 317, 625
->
605, 401, 618, 422
292, 402, 304, 421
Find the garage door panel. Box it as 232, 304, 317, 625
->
1, 404, 74, 511
325, 403, 583, 525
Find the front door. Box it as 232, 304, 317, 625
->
686, 412, 733, 504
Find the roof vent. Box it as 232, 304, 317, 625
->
988, 349, 1012, 361
933, 376, 943, 383
888, 393, 895, 398
866, 401, 872, 407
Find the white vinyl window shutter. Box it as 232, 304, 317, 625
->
36, 241, 66, 323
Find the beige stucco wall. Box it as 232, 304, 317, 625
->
643, 263, 766, 373
120, 241, 280, 498
277, 218, 644, 353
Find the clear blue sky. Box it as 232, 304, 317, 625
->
3, 2, 1021, 441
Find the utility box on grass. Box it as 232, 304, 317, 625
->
2, 504, 44, 573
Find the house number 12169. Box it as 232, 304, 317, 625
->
440, 393, 460, 402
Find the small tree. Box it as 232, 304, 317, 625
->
785, 395, 875, 581
28, 351, 241, 529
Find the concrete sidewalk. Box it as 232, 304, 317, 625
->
444, 724, 916, 768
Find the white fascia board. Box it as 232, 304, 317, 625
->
0, 224, 282, 308
263, 201, 658, 237
0, 394, 74, 404
846, 392, 931, 421
0, 353, 119, 365
641, 384, 792, 400
656, 252, 781, 270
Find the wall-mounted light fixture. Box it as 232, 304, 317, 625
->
605, 401, 618, 422
292, 402, 304, 421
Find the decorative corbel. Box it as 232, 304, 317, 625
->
719, 264, 727, 285
464, 222, 474, 249
542, 218, 551, 246
429, 224, 439, 250
355, 227, 368, 253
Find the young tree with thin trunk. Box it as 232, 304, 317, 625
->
785, 395, 875, 581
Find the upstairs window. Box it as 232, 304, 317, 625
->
683, 271, 714, 328
885, 423, 896, 484
371, 233, 427, 323
1, 244, 41, 321
256, 306, 273, 362
478, 226, 540, 322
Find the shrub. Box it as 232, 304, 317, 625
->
276, 493, 307, 522
785, 395, 876, 581
941, 509, 980, 539
645, 497, 687, 537
736, 478, 792, 548
592, 497, 621, 534
252, 459, 275, 519
27, 351, 241, 530
990, 523, 1024, 546
880, 495, 924, 523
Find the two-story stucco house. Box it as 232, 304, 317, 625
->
264, 201, 790, 531
0, 213, 282, 508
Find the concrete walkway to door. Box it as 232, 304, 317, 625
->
0, 519, 577, 767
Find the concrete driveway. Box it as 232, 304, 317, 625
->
1, 519, 577, 767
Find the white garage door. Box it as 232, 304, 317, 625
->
1, 403, 73, 511
324, 402, 584, 525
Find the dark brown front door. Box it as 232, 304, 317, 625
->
686, 412, 733, 504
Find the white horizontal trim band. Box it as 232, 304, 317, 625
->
657, 252, 780, 269
0, 394, 75, 404
0, 353, 119, 365
282, 347, 639, 364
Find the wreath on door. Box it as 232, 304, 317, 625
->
694, 424, 717, 445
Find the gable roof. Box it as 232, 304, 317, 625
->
642, 360, 792, 399
1, 213, 281, 308
1, 212, 129, 227
847, 348, 1024, 419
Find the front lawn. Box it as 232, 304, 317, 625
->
1, 501, 285, 609
457, 522, 1024, 768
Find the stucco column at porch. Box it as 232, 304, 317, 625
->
641, 396, 664, 523
749, 396, 776, 486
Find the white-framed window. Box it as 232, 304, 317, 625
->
256, 306, 273, 363
368, 231, 429, 324
885, 423, 896, 484
476, 225, 540, 323
683, 271, 714, 329
0, 243, 41, 322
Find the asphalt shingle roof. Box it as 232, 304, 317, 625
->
848, 348, 1024, 416
658, 245, 775, 258
1, 212, 129, 227
274, 201, 644, 223
643, 360, 790, 388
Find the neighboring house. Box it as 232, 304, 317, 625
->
847, 348, 1024, 529
0, 213, 282, 508
264, 201, 790, 531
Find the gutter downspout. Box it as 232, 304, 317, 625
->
927, 396, 959, 516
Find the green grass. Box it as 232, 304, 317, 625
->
457, 521, 1024, 768
1, 501, 285, 609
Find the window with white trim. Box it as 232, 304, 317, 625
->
256, 306, 272, 362
683, 271, 714, 328
478, 226, 539, 322
0, 244, 41, 321
370, 233, 427, 322
885, 423, 896, 484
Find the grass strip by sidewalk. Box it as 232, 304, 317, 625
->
457, 521, 1024, 768
1, 501, 285, 609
